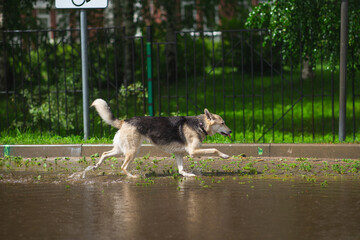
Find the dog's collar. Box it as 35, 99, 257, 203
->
199, 122, 208, 136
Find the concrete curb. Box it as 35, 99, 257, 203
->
1, 144, 359, 159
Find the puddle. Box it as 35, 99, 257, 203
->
1, 156, 360, 239
1, 176, 360, 240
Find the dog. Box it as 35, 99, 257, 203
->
83, 98, 232, 178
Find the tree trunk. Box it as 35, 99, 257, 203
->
113, 0, 136, 87
163, 1, 178, 84
302, 60, 315, 80
0, 0, 4, 90
122, 0, 136, 87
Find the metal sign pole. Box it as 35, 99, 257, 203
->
339, 0, 348, 141
55, 0, 107, 140
80, 9, 89, 140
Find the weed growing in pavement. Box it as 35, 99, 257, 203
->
243, 162, 257, 175
321, 180, 329, 188
322, 161, 329, 171
332, 164, 345, 174
350, 160, 360, 173
306, 177, 316, 183
78, 157, 88, 165
136, 177, 156, 187
263, 164, 269, 171
289, 163, 297, 168
299, 162, 312, 172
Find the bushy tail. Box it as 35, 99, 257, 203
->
91, 99, 123, 129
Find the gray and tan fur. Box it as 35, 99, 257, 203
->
83, 98, 232, 178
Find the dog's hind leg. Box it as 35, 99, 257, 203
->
121, 151, 137, 178
118, 131, 142, 178
95, 147, 122, 169
175, 154, 195, 177
82, 147, 121, 178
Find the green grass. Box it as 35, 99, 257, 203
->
0, 128, 355, 144
0, 129, 112, 145
0, 128, 233, 144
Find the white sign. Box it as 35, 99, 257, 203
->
55, 0, 108, 9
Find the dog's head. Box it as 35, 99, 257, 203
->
203, 108, 232, 137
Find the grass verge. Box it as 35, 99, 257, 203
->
0, 128, 358, 145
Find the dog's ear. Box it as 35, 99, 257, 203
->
204, 108, 214, 121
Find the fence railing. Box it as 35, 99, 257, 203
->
0, 27, 359, 143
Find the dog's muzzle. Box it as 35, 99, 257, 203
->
220, 130, 232, 137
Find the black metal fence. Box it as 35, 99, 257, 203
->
1, 27, 359, 142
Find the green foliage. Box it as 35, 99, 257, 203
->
299, 162, 312, 172
2, 29, 147, 136
331, 163, 345, 174
6, 39, 82, 133
321, 180, 328, 188
243, 161, 257, 174
246, 0, 360, 71
3, 0, 46, 29
110, 81, 148, 119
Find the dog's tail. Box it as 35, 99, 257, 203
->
91, 99, 123, 129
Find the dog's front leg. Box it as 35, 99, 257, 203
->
189, 148, 230, 159
175, 154, 195, 177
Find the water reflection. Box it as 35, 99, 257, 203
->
1, 177, 360, 240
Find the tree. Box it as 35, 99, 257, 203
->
1, 0, 47, 89
152, 0, 181, 85
144, 0, 233, 83
3, 0, 41, 29
0, 0, 3, 90
112, 0, 137, 87
245, 0, 360, 74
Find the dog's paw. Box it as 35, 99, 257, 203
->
82, 166, 96, 178
220, 153, 230, 159
69, 172, 82, 180
126, 173, 138, 178
180, 171, 196, 177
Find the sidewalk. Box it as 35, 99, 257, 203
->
1, 144, 359, 159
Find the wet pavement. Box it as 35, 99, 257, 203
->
1, 155, 360, 239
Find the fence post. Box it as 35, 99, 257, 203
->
146, 26, 154, 116
339, 0, 348, 141
80, 9, 90, 140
